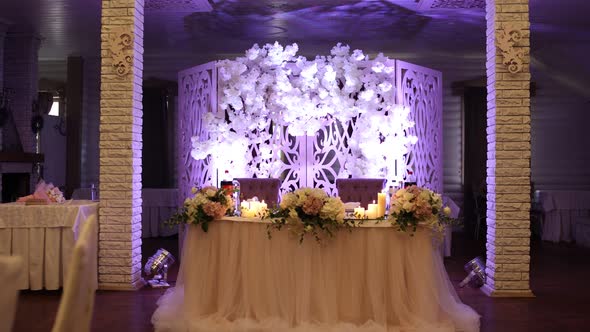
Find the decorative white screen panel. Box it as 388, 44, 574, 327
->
396, 60, 443, 193
178, 59, 442, 197
244, 125, 307, 196
312, 120, 354, 197
177, 62, 217, 203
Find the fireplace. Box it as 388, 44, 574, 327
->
1, 172, 29, 202
0, 152, 44, 203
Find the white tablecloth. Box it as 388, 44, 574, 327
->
538, 190, 590, 242
0, 200, 98, 290
153, 218, 479, 332
142, 188, 179, 238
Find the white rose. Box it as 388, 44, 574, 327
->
443, 206, 452, 217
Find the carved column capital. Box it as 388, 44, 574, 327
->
108, 27, 134, 77
496, 22, 525, 74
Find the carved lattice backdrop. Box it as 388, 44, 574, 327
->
397, 60, 443, 194
177, 62, 216, 203
178, 60, 442, 197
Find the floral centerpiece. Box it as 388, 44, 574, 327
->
265, 187, 350, 243
17, 180, 65, 204
388, 185, 452, 235
167, 186, 234, 232
46, 184, 65, 203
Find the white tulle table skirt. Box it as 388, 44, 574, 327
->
152, 218, 479, 332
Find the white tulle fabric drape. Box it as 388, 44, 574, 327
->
152, 219, 480, 332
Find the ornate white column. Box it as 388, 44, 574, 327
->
99, 0, 144, 290
483, 0, 533, 297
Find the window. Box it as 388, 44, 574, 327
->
48, 97, 60, 116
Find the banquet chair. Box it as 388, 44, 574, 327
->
234, 178, 281, 207
335, 178, 386, 208
52, 214, 98, 332
0, 255, 24, 332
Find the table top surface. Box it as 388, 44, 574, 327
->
0, 200, 98, 229
209, 216, 428, 229
0, 200, 98, 208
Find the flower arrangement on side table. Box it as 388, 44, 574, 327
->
166, 186, 234, 232
388, 185, 453, 236
264, 187, 352, 243
17, 180, 65, 204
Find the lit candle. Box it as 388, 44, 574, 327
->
367, 201, 378, 219
241, 201, 255, 218
250, 201, 260, 216
377, 192, 386, 217
240, 201, 250, 210
354, 207, 366, 219
259, 200, 268, 215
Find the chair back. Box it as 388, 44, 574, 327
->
52, 214, 98, 332
234, 178, 281, 207
335, 178, 386, 208
0, 255, 24, 332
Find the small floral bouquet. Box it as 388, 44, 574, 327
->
166, 186, 234, 232
17, 180, 65, 204
388, 185, 451, 235
46, 184, 65, 203
265, 187, 350, 243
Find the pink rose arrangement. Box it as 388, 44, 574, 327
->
266, 187, 349, 243
17, 180, 65, 204
167, 186, 234, 232
388, 185, 451, 235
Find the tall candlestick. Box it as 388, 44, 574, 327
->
377, 192, 386, 217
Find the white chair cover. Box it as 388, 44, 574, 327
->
52, 214, 98, 332
0, 255, 24, 332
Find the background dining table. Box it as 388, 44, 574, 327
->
0, 200, 98, 290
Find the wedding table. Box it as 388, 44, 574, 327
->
152, 217, 480, 332
537, 190, 590, 242
0, 200, 98, 290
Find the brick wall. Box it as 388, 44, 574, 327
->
3, 32, 40, 154
483, 0, 533, 297
98, 0, 145, 290
0, 24, 6, 90
0, 24, 6, 195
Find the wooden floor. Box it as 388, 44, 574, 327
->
12, 233, 590, 332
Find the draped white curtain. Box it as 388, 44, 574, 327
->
152, 219, 479, 332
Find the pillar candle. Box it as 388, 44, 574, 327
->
367, 202, 378, 219
377, 192, 386, 217
259, 200, 268, 215
240, 201, 250, 210
354, 207, 366, 219
250, 201, 260, 216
